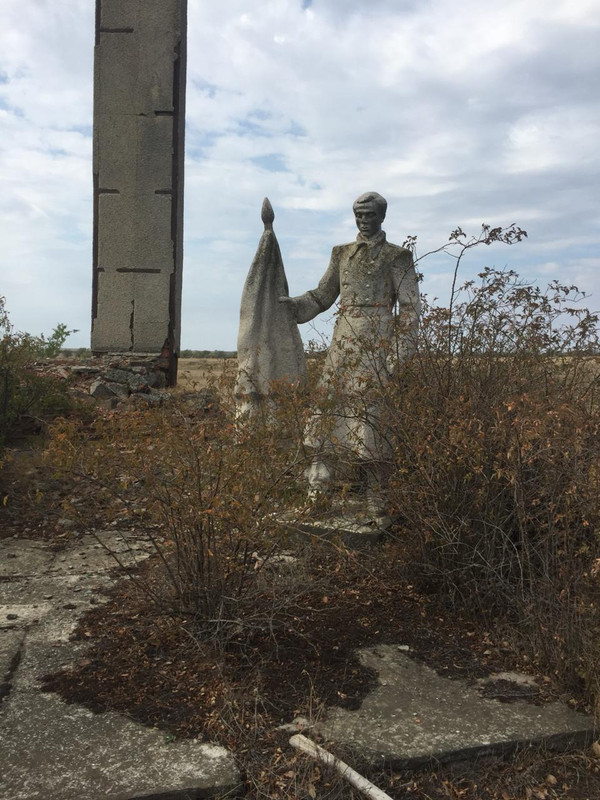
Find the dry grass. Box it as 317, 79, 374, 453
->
176, 357, 236, 390
174, 352, 600, 389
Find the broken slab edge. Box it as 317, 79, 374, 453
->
330, 727, 598, 771
278, 516, 394, 550
112, 781, 243, 800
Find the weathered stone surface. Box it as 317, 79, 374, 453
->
69, 365, 101, 375
127, 373, 149, 392
319, 645, 596, 767
92, 0, 186, 383
87, 360, 169, 403
91, 276, 135, 352
0, 578, 110, 623
99, 0, 138, 29
0, 692, 239, 800
0, 532, 240, 799
280, 513, 391, 549
236, 198, 306, 416
12, 639, 90, 693
94, 1, 179, 116
131, 391, 170, 407
90, 379, 131, 400
0, 541, 53, 578
90, 379, 118, 399
46, 532, 155, 575
96, 195, 174, 269
106, 381, 130, 399
95, 115, 173, 189
147, 370, 167, 389
0, 629, 23, 689
0, 604, 53, 631
103, 368, 132, 384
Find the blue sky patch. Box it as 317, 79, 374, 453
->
250, 153, 289, 173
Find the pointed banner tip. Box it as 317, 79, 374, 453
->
261, 197, 275, 227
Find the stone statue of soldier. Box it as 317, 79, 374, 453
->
280, 192, 420, 504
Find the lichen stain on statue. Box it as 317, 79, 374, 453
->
235, 198, 307, 416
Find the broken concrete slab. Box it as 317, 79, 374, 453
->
47, 531, 156, 575
319, 645, 596, 767
23, 609, 81, 646
0, 540, 53, 577
291, 515, 389, 548
0, 573, 112, 607
278, 510, 392, 549
90, 378, 120, 399
0, 533, 241, 799
0, 691, 240, 800
13, 639, 91, 693
0, 629, 23, 688
0, 603, 52, 630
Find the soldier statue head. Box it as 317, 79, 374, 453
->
353, 192, 387, 239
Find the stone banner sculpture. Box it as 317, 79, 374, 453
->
235, 198, 306, 415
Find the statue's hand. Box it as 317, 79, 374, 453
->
279, 295, 297, 321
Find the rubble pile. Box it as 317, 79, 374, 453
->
38, 355, 171, 408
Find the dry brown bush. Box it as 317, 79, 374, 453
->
375, 267, 600, 705
45, 373, 320, 650
46, 251, 600, 708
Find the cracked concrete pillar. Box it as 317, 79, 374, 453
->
91, 0, 187, 385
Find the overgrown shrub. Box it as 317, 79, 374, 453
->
377, 268, 600, 701
296, 222, 600, 702
0, 296, 77, 445
42, 228, 600, 707
46, 380, 316, 648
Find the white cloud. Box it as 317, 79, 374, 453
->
0, 0, 598, 350
506, 106, 600, 174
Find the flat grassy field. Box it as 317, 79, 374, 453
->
175, 354, 600, 391
176, 357, 236, 390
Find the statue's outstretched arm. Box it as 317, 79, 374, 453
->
279, 247, 341, 324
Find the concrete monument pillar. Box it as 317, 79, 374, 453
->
91, 0, 187, 385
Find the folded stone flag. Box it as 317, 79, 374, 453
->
235, 198, 306, 414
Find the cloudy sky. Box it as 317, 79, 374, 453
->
1, 0, 598, 350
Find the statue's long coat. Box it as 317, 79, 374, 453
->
291, 230, 420, 458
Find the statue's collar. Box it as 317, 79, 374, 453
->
350, 230, 386, 259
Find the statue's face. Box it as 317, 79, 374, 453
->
354, 203, 384, 238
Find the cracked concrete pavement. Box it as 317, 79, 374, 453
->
318, 644, 597, 767
2, 532, 597, 798
0, 533, 240, 800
